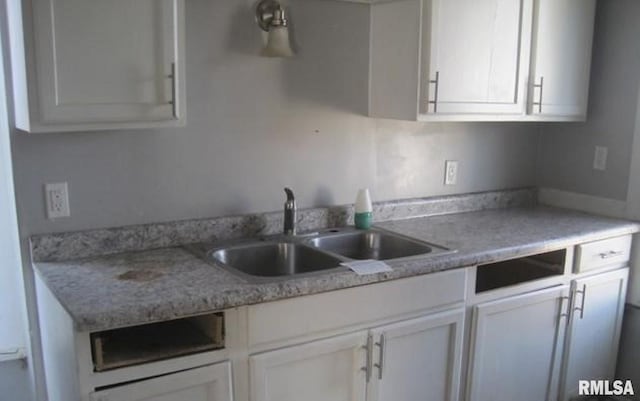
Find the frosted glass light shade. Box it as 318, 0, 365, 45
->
262, 26, 294, 58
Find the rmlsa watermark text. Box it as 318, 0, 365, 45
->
579, 380, 634, 396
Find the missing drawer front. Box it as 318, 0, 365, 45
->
476, 250, 565, 293
90, 312, 224, 372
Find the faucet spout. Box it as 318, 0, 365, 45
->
283, 187, 296, 235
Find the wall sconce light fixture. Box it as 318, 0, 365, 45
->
255, 0, 294, 57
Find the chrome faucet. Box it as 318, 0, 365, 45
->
283, 187, 297, 235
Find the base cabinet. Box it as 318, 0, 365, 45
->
249, 309, 465, 401
90, 362, 233, 401
34, 236, 633, 401
368, 309, 464, 401
560, 269, 629, 400
249, 331, 368, 401
466, 286, 569, 401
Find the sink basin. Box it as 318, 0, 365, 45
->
307, 229, 445, 260
210, 242, 343, 277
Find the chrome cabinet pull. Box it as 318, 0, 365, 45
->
532, 76, 544, 113
167, 62, 177, 118
374, 334, 385, 380
573, 284, 587, 319
361, 334, 373, 382
599, 250, 623, 259
559, 295, 571, 326
427, 71, 440, 113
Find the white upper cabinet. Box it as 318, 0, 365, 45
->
8, 0, 186, 133
528, 0, 596, 120
421, 0, 533, 117
368, 0, 596, 122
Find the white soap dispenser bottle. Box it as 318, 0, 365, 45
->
354, 188, 373, 229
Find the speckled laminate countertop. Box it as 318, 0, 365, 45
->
34, 206, 639, 332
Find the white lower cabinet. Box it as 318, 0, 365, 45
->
466, 286, 570, 401
249, 308, 465, 401
368, 309, 465, 401
35, 237, 633, 401
249, 331, 368, 401
559, 268, 629, 400
90, 362, 233, 401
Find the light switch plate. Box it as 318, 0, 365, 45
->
45, 182, 70, 219
593, 146, 608, 171
445, 160, 458, 186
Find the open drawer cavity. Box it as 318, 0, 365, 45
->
475, 250, 565, 293
90, 312, 224, 372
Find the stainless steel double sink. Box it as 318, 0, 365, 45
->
196, 228, 452, 280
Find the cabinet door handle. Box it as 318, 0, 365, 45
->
374, 334, 385, 380
167, 62, 177, 118
599, 250, 623, 259
428, 71, 440, 113
532, 76, 544, 113
573, 284, 587, 319
361, 334, 373, 382
559, 295, 570, 326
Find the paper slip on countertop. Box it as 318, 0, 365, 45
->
341, 260, 393, 275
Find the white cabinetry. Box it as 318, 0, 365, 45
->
250, 309, 465, 401
421, 0, 533, 116
249, 332, 368, 401
247, 271, 467, 401
527, 0, 596, 120
7, 0, 186, 133
34, 234, 633, 401
368, 309, 464, 401
90, 362, 233, 401
466, 286, 569, 401
560, 268, 629, 400
368, 0, 595, 122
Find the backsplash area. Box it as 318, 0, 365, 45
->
30, 188, 536, 262
11, 0, 538, 237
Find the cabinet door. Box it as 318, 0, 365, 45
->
367, 308, 465, 401
528, 0, 596, 119
28, 0, 184, 129
90, 362, 233, 401
560, 269, 628, 401
249, 331, 368, 401
422, 0, 533, 115
466, 286, 569, 401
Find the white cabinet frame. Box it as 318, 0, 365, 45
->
89, 362, 233, 401
7, 0, 186, 133
367, 309, 465, 401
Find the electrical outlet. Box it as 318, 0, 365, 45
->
444, 160, 458, 186
45, 182, 70, 219
593, 146, 608, 171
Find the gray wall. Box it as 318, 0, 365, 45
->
537, 0, 640, 200
617, 305, 640, 385
11, 0, 539, 236
5, 1, 540, 400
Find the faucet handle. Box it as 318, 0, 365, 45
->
284, 187, 295, 202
